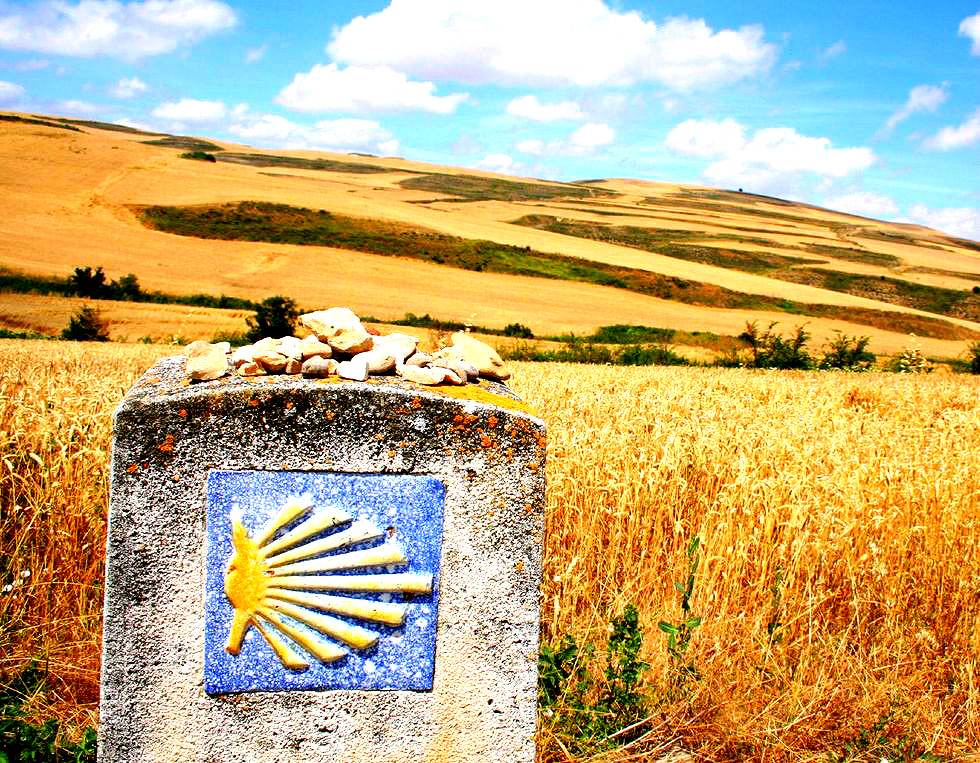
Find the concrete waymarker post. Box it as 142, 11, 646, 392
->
100, 356, 546, 761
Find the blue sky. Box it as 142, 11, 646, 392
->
1, 0, 978, 239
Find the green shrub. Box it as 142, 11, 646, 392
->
819, 331, 875, 371
60, 305, 109, 342
246, 296, 299, 341
179, 150, 217, 162
967, 341, 980, 374
502, 322, 534, 338
0, 662, 96, 763
740, 321, 812, 369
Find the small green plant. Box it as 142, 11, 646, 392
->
827, 704, 941, 762
894, 335, 930, 373
60, 305, 109, 342
538, 605, 653, 756
658, 535, 703, 693
0, 662, 97, 763
967, 341, 980, 374
766, 565, 784, 646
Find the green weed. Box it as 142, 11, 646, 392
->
658, 536, 703, 694
0, 662, 96, 763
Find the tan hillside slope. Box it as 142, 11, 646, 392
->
2, 114, 979, 359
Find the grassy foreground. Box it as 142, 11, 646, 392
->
1, 340, 978, 760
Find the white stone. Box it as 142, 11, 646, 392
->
231, 345, 255, 368
301, 308, 373, 354
396, 364, 463, 386
372, 333, 420, 363
277, 336, 302, 360
337, 359, 369, 381
184, 341, 229, 381
299, 335, 333, 360
449, 332, 511, 380
351, 349, 397, 374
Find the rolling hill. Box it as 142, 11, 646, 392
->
2, 111, 979, 359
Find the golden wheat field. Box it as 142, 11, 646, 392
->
1, 339, 979, 761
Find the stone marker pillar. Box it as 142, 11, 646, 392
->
100, 356, 546, 762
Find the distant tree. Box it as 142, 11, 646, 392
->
819, 331, 875, 371
246, 296, 299, 341
739, 321, 812, 370
503, 322, 534, 339
67, 266, 108, 299
61, 305, 110, 341
110, 273, 141, 300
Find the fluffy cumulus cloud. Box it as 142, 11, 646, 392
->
109, 76, 148, 99
907, 204, 980, 241
326, 0, 775, 90
960, 12, 980, 55
152, 98, 226, 123
506, 95, 584, 122
882, 83, 948, 134
823, 191, 899, 220
475, 154, 517, 173
924, 108, 980, 150
0, 0, 236, 60
665, 118, 874, 193
228, 113, 398, 155
0, 79, 26, 103
276, 63, 467, 114
515, 122, 615, 157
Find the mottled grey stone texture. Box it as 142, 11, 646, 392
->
100, 356, 546, 762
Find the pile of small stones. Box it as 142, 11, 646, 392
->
183, 307, 512, 386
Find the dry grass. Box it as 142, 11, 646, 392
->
2, 340, 979, 760
509, 364, 980, 761
0, 340, 171, 733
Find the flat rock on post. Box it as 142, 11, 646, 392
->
100, 356, 546, 763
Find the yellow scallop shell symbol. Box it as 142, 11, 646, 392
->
224, 494, 433, 670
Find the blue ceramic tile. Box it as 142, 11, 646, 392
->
204, 470, 446, 695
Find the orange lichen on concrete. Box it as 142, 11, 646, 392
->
178, 409, 187, 418
157, 434, 175, 452
428, 384, 541, 417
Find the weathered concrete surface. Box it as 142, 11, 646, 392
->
100, 356, 546, 762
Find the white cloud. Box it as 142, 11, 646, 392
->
13, 58, 49, 70
923, 108, 980, 150
246, 43, 267, 63
882, 83, 948, 134
664, 117, 745, 158
569, 122, 614, 151
516, 139, 545, 155
327, 0, 775, 90
823, 191, 899, 219
475, 154, 517, 173
276, 63, 467, 114
228, 113, 398, 155
109, 76, 148, 99
907, 204, 980, 241
960, 12, 980, 55
515, 122, 615, 157
0, 0, 236, 60
506, 95, 584, 122
152, 98, 226, 123
665, 117, 875, 194
820, 40, 846, 60
0, 79, 26, 103
58, 99, 98, 115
